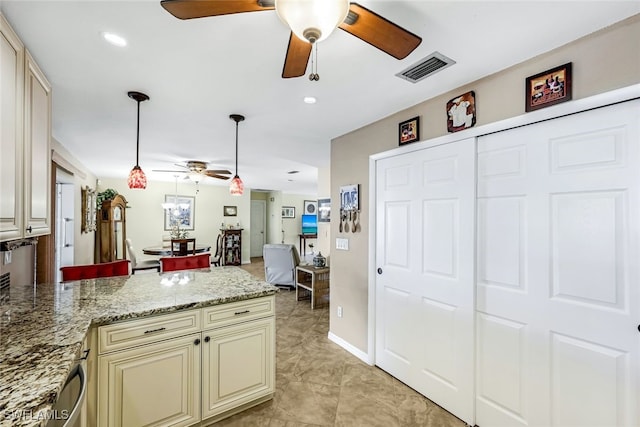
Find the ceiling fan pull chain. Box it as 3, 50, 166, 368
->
309, 43, 319, 81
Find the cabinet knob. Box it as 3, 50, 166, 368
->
204, 336, 210, 343
377, 268, 383, 275
194, 338, 201, 346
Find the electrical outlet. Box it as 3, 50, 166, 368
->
337, 306, 343, 318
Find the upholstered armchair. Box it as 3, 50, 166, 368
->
263, 244, 300, 289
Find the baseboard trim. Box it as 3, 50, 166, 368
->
328, 332, 374, 365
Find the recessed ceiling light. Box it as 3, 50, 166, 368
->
303, 96, 316, 104
287, 170, 300, 174
102, 32, 127, 47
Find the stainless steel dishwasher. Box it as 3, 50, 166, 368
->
46, 353, 87, 427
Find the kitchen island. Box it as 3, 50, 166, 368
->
0, 267, 278, 426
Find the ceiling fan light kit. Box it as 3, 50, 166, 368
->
275, 0, 349, 44
229, 114, 245, 196
127, 91, 150, 189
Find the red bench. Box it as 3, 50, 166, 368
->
160, 253, 211, 272
60, 260, 131, 281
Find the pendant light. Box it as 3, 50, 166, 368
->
229, 114, 245, 196
127, 91, 149, 189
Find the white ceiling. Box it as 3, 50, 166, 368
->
2, 1, 638, 195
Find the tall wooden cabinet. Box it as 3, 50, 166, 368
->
96, 195, 127, 263
221, 229, 243, 265
0, 14, 52, 242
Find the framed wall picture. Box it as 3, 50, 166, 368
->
399, 116, 420, 145
303, 200, 317, 215
525, 62, 572, 112
164, 195, 195, 230
447, 91, 476, 133
81, 186, 97, 233
223, 205, 237, 216
340, 184, 359, 211
317, 198, 331, 222
282, 206, 295, 218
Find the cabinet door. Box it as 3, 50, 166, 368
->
24, 50, 51, 237
0, 15, 24, 242
98, 334, 201, 427
202, 317, 275, 420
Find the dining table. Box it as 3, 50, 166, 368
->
142, 244, 211, 256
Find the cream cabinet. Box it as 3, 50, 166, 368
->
0, 14, 51, 242
0, 14, 25, 241
94, 296, 275, 427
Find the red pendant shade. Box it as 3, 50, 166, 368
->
127, 91, 149, 190
128, 165, 147, 189
229, 175, 244, 196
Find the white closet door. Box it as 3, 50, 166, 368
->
476, 100, 640, 427
375, 138, 475, 425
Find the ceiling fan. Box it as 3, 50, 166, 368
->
153, 160, 232, 181
160, 0, 422, 78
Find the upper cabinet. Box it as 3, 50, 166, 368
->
0, 14, 25, 241
0, 14, 51, 242
24, 50, 51, 237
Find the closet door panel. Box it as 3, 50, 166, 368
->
476, 100, 639, 427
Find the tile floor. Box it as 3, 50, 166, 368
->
221, 259, 466, 427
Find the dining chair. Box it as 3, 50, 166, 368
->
60, 260, 131, 281
211, 234, 223, 267
125, 238, 160, 274
160, 253, 211, 272
170, 238, 196, 256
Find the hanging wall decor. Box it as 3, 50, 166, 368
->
525, 62, 572, 112
446, 91, 476, 132
81, 186, 97, 233
317, 198, 331, 222
399, 116, 420, 145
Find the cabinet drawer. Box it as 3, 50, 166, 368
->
203, 296, 274, 329
98, 310, 201, 354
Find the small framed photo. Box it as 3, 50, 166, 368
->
447, 91, 476, 133
340, 184, 359, 211
525, 62, 572, 112
223, 205, 237, 216
317, 198, 331, 222
282, 206, 295, 218
399, 116, 420, 146
303, 200, 317, 215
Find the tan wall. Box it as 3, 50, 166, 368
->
329, 15, 640, 352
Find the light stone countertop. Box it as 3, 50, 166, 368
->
0, 267, 278, 427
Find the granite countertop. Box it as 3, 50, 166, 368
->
0, 267, 278, 427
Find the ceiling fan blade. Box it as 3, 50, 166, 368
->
339, 2, 421, 60
161, 0, 273, 20
282, 32, 312, 78
205, 169, 232, 175
207, 173, 232, 180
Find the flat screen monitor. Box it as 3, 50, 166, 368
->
301, 214, 317, 235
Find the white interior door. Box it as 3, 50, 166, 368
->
250, 200, 266, 258
375, 138, 476, 425
476, 100, 640, 427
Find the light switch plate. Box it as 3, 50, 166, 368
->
336, 238, 349, 250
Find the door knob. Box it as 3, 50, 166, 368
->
377, 268, 383, 274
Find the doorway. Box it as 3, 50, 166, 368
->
250, 200, 266, 257
55, 168, 74, 282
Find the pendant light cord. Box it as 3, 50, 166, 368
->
235, 121, 239, 176
135, 100, 141, 167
